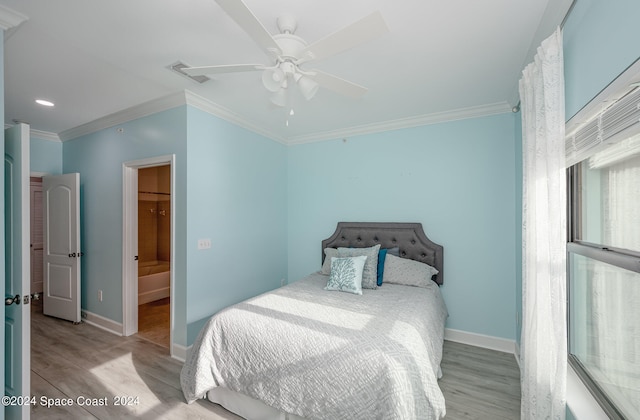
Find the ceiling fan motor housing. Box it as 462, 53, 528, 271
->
273, 33, 307, 62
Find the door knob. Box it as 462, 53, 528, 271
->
5, 294, 20, 306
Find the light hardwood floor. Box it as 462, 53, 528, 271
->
137, 297, 171, 349
30, 302, 520, 419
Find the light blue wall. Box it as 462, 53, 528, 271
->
60, 104, 288, 346
30, 137, 62, 175
184, 107, 288, 343
62, 106, 188, 344
287, 113, 518, 340
564, 0, 640, 119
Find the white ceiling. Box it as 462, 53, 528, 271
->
1, 0, 573, 143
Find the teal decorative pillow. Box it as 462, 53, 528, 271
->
377, 247, 400, 286
324, 256, 367, 295
337, 244, 381, 289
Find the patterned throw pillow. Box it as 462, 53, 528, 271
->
324, 256, 368, 295
337, 244, 381, 289
383, 254, 439, 288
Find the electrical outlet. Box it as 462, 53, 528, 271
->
98, 290, 103, 302
197, 239, 212, 250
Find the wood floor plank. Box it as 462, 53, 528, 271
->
137, 297, 171, 348
30, 302, 521, 419
30, 372, 97, 419
440, 341, 521, 419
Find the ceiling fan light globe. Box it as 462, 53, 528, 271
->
270, 89, 287, 107
262, 68, 285, 92
298, 76, 319, 101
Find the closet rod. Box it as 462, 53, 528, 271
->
139, 191, 171, 195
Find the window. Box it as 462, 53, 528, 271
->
567, 92, 640, 418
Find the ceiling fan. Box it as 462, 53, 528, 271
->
183, 0, 389, 107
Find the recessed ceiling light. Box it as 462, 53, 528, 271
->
35, 99, 54, 107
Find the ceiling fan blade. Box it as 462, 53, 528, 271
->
182, 64, 264, 76
308, 70, 368, 98
301, 11, 389, 63
214, 0, 281, 56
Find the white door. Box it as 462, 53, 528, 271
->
4, 123, 31, 420
42, 173, 81, 323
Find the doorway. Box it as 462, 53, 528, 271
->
122, 155, 175, 356
136, 165, 171, 348
30, 176, 44, 300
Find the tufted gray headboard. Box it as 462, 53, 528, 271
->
321, 222, 444, 285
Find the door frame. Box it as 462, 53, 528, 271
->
122, 154, 175, 357
4, 123, 31, 419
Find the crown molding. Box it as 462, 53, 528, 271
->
58, 90, 288, 144
287, 102, 513, 145
56, 90, 512, 146
184, 91, 287, 145
0, 4, 28, 30
59, 91, 187, 141
31, 129, 61, 142
5, 123, 62, 143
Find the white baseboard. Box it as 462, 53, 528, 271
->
82, 310, 124, 336
172, 343, 191, 362
445, 328, 516, 355
83, 309, 190, 363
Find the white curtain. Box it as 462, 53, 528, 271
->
519, 27, 567, 420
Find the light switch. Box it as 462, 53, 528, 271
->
197, 238, 212, 250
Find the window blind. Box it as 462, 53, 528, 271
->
566, 87, 640, 167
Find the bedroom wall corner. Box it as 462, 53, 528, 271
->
62, 106, 189, 347
287, 113, 518, 342
184, 106, 288, 345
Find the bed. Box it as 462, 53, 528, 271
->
181, 222, 448, 419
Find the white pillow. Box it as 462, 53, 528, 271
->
324, 256, 367, 295
383, 254, 438, 288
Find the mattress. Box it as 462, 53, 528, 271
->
181, 272, 448, 419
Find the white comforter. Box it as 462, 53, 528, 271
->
181, 272, 448, 419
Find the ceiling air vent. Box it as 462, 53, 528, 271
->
169, 61, 211, 84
